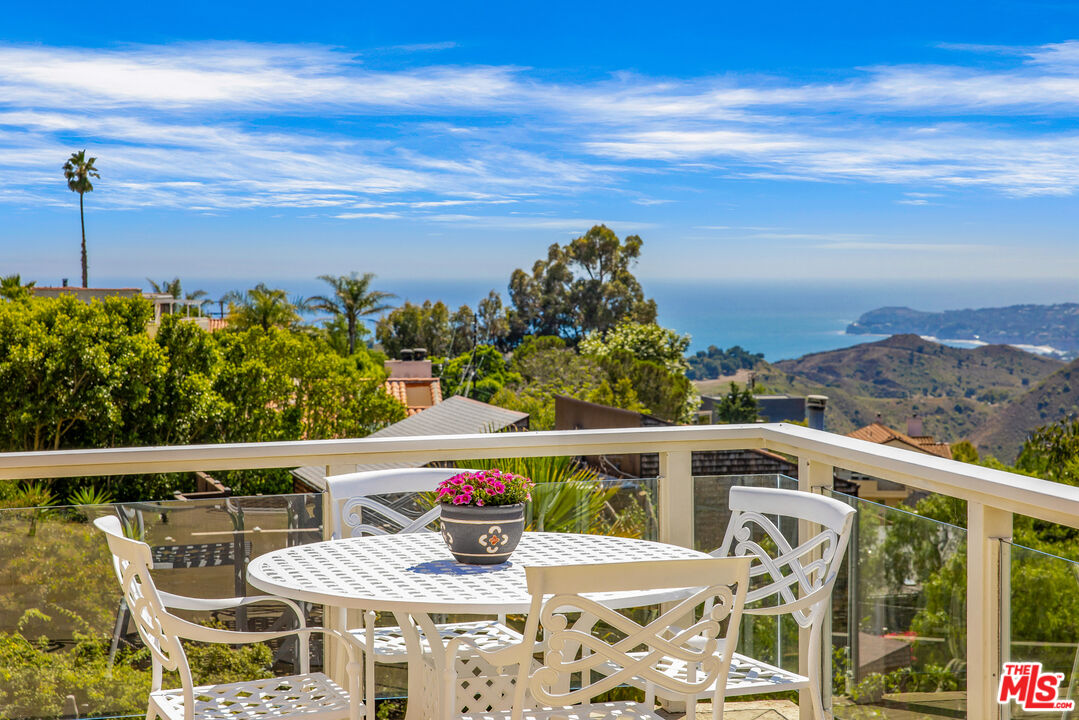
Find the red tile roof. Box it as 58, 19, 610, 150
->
847, 422, 952, 459
383, 377, 443, 416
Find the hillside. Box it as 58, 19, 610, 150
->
847, 304, 1079, 355
972, 359, 1079, 462
755, 335, 1064, 439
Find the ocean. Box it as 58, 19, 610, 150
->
128, 276, 1079, 362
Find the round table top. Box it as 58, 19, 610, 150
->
247, 532, 710, 614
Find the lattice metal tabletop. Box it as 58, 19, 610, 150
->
247, 532, 709, 614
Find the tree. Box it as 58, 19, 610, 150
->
0, 295, 164, 451
714, 382, 759, 423
62, 150, 100, 287
686, 345, 765, 380
507, 225, 657, 344
376, 300, 454, 358
212, 327, 405, 443
226, 283, 301, 331
1016, 419, 1079, 486
579, 321, 691, 375
477, 290, 510, 349
0, 274, 34, 302
439, 345, 522, 402
307, 273, 395, 355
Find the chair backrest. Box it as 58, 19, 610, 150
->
507, 557, 751, 720
714, 486, 856, 626
93, 517, 193, 687
325, 467, 477, 538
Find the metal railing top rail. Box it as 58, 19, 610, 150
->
1, 422, 1077, 529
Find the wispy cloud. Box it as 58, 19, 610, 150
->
6, 39, 1079, 214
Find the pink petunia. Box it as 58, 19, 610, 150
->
452, 494, 470, 505
475, 499, 484, 506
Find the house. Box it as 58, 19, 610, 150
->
382, 356, 443, 416
839, 418, 952, 505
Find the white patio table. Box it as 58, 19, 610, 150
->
247, 531, 709, 719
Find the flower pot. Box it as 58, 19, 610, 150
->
439, 502, 525, 565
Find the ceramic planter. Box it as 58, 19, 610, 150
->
439, 502, 525, 564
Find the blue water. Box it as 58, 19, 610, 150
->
104, 275, 1079, 362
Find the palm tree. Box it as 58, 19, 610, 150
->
228, 283, 301, 331
308, 272, 396, 354
0, 274, 34, 301
62, 150, 100, 287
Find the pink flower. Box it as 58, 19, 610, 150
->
450, 477, 463, 485
452, 494, 470, 505
475, 499, 484, 506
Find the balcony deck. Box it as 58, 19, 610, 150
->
1, 423, 1077, 720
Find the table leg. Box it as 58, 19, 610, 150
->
393, 611, 445, 720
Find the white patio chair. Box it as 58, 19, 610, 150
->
601, 486, 856, 719
93, 516, 365, 720
423, 556, 751, 720
324, 468, 527, 718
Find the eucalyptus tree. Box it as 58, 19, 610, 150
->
308, 272, 395, 355
62, 150, 100, 287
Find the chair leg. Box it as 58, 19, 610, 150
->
365, 610, 377, 720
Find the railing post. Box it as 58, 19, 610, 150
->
657, 450, 694, 549
799, 457, 834, 720
967, 502, 1012, 720
656, 449, 695, 715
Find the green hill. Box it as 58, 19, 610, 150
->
847, 304, 1079, 355
971, 359, 1079, 462
754, 334, 1063, 440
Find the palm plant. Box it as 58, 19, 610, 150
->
62, 150, 100, 287
308, 272, 396, 354
227, 283, 301, 331
0, 273, 34, 301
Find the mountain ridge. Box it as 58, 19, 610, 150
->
847, 303, 1079, 355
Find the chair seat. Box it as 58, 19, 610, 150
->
348, 620, 525, 659
149, 672, 354, 720
459, 701, 662, 720
625, 651, 809, 696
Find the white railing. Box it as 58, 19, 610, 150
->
3, 422, 1077, 719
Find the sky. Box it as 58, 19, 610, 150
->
3, 0, 1079, 291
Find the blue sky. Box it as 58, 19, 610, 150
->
3, 0, 1079, 290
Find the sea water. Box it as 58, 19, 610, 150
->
123, 276, 1079, 363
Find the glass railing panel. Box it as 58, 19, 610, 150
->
0, 491, 322, 720
826, 489, 967, 720
695, 474, 800, 674
1002, 540, 1079, 719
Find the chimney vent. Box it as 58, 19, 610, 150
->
413, 347, 428, 361
62, 278, 69, 287
806, 395, 828, 431
400, 348, 415, 361
907, 415, 923, 437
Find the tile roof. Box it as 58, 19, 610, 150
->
847, 422, 952, 459
383, 377, 443, 416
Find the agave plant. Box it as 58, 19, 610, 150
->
66, 485, 115, 507
0, 482, 58, 536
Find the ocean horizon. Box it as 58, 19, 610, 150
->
99, 275, 1079, 362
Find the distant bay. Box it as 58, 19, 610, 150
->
103, 275, 1079, 363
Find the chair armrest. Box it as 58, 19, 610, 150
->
164, 614, 362, 662
158, 591, 306, 627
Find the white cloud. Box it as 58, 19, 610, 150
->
6, 39, 1079, 214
